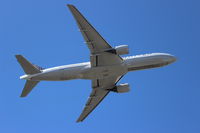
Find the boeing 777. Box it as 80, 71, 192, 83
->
16, 4, 176, 122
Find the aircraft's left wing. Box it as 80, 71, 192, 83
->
76, 76, 123, 122
76, 87, 109, 122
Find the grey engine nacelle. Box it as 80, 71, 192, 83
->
111, 83, 130, 93
115, 45, 129, 55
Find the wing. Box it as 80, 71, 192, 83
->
67, 4, 123, 66
67, 4, 125, 122
67, 4, 111, 54
76, 76, 123, 122
76, 88, 109, 122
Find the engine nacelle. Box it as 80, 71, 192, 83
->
111, 83, 130, 93
115, 45, 129, 55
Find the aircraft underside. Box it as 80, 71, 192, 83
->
16, 4, 176, 122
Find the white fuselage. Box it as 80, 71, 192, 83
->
20, 53, 176, 81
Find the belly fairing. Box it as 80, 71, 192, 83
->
81, 64, 127, 79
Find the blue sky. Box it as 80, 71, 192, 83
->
1, 0, 200, 132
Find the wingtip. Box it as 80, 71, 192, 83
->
20, 95, 26, 98
76, 117, 83, 123
76, 120, 82, 123
66, 4, 75, 8
20, 93, 27, 98
15, 54, 21, 58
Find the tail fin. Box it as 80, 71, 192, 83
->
15, 55, 41, 97
20, 80, 39, 97
15, 55, 41, 74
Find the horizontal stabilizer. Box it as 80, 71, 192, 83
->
15, 55, 41, 74
20, 80, 39, 97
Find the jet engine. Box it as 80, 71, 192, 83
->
105, 45, 129, 55
115, 45, 129, 55
111, 83, 130, 93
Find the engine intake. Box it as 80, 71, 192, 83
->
105, 45, 129, 55
115, 45, 129, 55
111, 83, 130, 93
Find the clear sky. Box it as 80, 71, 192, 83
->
0, 0, 200, 132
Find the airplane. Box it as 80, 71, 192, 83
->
15, 4, 176, 122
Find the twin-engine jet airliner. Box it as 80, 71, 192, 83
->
16, 4, 176, 122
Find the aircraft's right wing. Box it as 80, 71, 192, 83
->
67, 5, 123, 66
67, 4, 111, 54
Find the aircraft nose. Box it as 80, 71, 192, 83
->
166, 55, 177, 63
